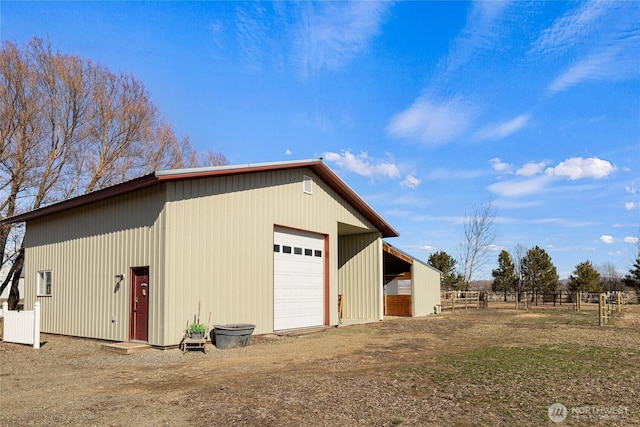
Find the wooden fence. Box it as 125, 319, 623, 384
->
497, 290, 630, 310
440, 291, 486, 311
1, 301, 41, 348
598, 292, 624, 326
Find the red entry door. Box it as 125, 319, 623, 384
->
130, 267, 150, 342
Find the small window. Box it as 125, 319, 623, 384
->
283, 246, 292, 254
274, 244, 280, 253
314, 250, 322, 257
294, 247, 303, 255
303, 175, 313, 194
37, 271, 52, 296
304, 248, 313, 256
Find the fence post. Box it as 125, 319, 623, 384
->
1, 302, 6, 339
598, 293, 610, 326
33, 301, 41, 349
617, 292, 622, 315
578, 291, 581, 311
598, 294, 602, 326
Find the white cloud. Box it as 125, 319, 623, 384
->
322, 150, 400, 180
285, 149, 292, 156
600, 235, 614, 244
426, 167, 484, 180
624, 236, 639, 244
420, 245, 436, 251
548, 48, 625, 94
401, 174, 421, 189
625, 202, 636, 211
387, 96, 476, 146
234, 2, 391, 78
487, 175, 552, 198
293, 2, 392, 79
532, 0, 640, 95
532, 1, 609, 55
476, 114, 531, 140
488, 157, 617, 198
490, 158, 512, 174
626, 185, 637, 195
545, 157, 616, 180
443, 1, 511, 75
532, 218, 596, 227
516, 161, 548, 177
493, 199, 544, 209
235, 2, 271, 70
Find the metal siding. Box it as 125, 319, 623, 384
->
412, 261, 441, 317
23, 186, 166, 345
163, 168, 379, 342
338, 233, 382, 320
22, 167, 384, 347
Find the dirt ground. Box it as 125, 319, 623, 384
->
1, 303, 639, 426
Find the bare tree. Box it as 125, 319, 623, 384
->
598, 261, 623, 292
0, 40, 43, 289
458, 200, 498, 289
627, 227, 640, 269
199, 148, 229, 167
0, 38, 226, 308
511, 243, 527, 298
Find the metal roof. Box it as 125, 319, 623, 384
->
383, 241, 442, 274
2, 159, 399, 238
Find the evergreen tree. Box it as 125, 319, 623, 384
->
568, 260, 602, 293
492, 250, 518, 301
623, 252, 640, 291
428, 251, 463, 291
521, 246, 559, 298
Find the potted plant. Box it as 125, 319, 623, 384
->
187, 322, 206, 340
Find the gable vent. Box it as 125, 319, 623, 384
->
303, 175, 313, 194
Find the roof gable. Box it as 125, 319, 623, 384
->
2, 159, 399, 238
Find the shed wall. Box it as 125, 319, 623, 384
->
338, 233, 382, 321
23, 186, 166, 344
412, 261, 441, 317
162, 168, 380, 343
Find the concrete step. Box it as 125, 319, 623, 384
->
102, 341, 152, 355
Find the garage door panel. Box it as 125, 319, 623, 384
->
274, 227, 325, 331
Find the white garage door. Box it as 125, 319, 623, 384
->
274, 227, 325, 331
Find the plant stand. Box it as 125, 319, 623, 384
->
181, 337, 207, 354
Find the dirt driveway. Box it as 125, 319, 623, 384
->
1, 304, 639, 426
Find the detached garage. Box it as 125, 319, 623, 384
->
4, 159, 415, 348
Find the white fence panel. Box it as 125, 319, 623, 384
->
1, 301, 40, 349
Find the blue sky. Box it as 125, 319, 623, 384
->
2, 1, 639, 279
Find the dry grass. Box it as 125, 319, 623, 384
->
1, 303, 638, 426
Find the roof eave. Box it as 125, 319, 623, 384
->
1, 159, 400, 238
1, 174, 158, 225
